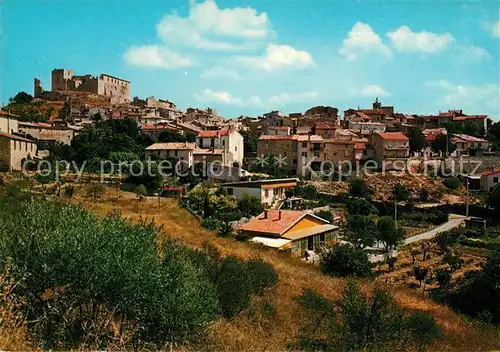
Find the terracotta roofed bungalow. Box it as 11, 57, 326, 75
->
239, 209, 339, 256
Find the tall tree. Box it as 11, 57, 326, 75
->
407, 127, 427, 153
431, 134, 456, 155
344, 215, 378, 248
376, 217, 405, 253
488, 184, 500, 210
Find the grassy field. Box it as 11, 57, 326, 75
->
59, 189, 500, 352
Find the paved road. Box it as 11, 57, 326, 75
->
403, 214, 468, 245
369, 214, 468, 263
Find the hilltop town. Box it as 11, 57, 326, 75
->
0, 69, 499, 351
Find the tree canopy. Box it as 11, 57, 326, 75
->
406, 127, 427, 153
431, 134, 456, 155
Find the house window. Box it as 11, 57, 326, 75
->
319, 233, 325, 243
264, 189, 269, 197
302, 142, 307, 148
302, 152, 307, 158
314, 151, 320, 157
235, 146, 237, 152
293, 159, 297, 164
494, 177, 499, 183
222, 140, 225, 146
175, 150, 178, 157
210, 138, 215, 147
226, 188, 234, 195
307, 236, 314, 250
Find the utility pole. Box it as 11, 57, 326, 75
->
445, 133, 449, 157
394, 200, 398, 229
466, 178, 470, 217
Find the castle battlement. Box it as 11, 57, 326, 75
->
50, 68, 131, 104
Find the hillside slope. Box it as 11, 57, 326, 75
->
81, 193, 499, 352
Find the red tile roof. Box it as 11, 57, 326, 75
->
453, 115, 487, 121
197, 129, 231, 138
146, 142, 196, 151
239, 210, 311, 235
480, 168, 500, 176
452, 134, 488, 143
259, 135, 298, 141
376, 132, 409, 141
0, 132, 36, 143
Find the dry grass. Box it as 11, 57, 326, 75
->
72, 191, 499, 352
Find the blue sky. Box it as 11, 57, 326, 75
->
2, 0, 499, 119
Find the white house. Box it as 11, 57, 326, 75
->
220, 178, 299, 207
480, 168, 500, 192
348, 121, 386, 134
196, 129, 244, 166
145, 142, 196, 171
0, 111, 19, 134
0, 132, 38, 172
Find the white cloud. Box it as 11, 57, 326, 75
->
359, 85, 390, 97
123, 45, 195, 69
188, 0, 272, 40
194, 89, 262, 107
200, 67, 241, 80
428, 79, 500, 116
388, 26, 455, 53
339, 22, 392, 61
485, 20, 500, 38
451, 45, 491, 65
156, 0, 272, 51
237, 44, 315, 71
268, 91, 318, 106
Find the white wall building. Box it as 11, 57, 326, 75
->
145, 142, 196, 171
0, 112, 19, 134
196, 129, 244, 166
0, 132, 38, 172
220, 178, 299, 207
480, 168, 500, 192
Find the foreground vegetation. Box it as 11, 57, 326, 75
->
0, 186, 277, 349
0, 182, 498, 351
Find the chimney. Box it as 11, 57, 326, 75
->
278, 210, 282, 220
263, 210, 268, 219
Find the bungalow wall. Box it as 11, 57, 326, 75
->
290, 230, 337, 256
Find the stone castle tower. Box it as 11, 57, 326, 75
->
34, 78, 43, 98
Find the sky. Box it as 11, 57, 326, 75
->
2, 0, 499, 119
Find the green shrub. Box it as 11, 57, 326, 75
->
211, 256, 279, 318
293, 281, 440, 352
245, 259, 279, 295
435, 228, 463, 252
294, 184, 319, 199
405, 312, 440, 352
237, 194, 263, 217
202, 217, 222, 230
443, 177, 461, 190
218, 221, 234, 237
0, 199, 219, 348
346, 197, 377, 215
134, 184, 147, 198
348, 177, 373, 199
315, 210, 333, 223
419, 188, 430, 202
320, 244, 371, 277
